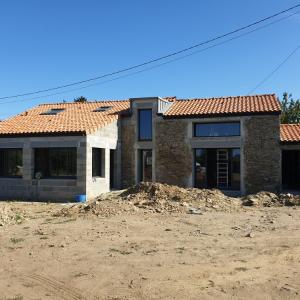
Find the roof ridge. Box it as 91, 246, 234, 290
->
38, 99, 129, 106
175, 93, 276, 102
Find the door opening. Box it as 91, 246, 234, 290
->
282, 150, 300, 190
110, 150, 115, 189
139, 150, 152, 182
194, 148, 240, 190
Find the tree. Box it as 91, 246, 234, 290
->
74, 96, 88, 103
279, 92, 300, 124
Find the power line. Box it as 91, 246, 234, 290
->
248, 42, 300, 95
0, 9, 298, 106
1, 3, 300, 101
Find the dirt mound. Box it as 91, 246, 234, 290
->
242, 192, 300, 207
121, 182, 241, 213
0, 205, 25, 226
52, 198, 137, 218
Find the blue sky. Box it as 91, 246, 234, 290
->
0, 0, 299, 119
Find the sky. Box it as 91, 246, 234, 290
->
0, 0, 299, 119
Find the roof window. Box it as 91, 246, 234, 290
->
93, 106, 112, 112
40, 108, 65, 115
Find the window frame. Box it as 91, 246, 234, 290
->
92, 148, 105, 178
138, 109, 153, 141
0, 148, 23, 178
193, 122, 241, 138
34, 147, 77, 179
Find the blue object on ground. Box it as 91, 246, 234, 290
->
75, 194, 87, 202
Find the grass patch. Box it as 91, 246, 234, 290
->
10, 238, 24, 244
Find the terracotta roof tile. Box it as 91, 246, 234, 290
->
280, 124, 300, 143
0, 100, 130, 136
0, 94, 282, 136
164, 94, 281, 117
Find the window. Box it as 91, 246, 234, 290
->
93, 106, 112, 112
34, 148, 77, 178
138, 109, 152, 141
40, 108, 65, 115
0, 149, 23, 177
92, 148, 104, 177
194, 122, 240, 137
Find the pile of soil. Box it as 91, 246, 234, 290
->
242, 192, 300, 207
53, 183, 300, 218
0, 204, 25, 226
121, 182, 241, 213
52, 198, 137, 218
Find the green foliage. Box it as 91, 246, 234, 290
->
73, 96, 88, 103
279, 92, 300, 124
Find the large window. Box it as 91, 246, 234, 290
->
194, 122, 240, 137
194, 148, 240, 190
92, 148, 104, 177
0, 148, 23, 177
34, 148, 77, 179
138, 109, 152, 141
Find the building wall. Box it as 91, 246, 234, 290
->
86, 120, 119, 199
0, 123, 119, 201
243, 114, 281, 194
155, 118, 192, 186
120, 100, 281, 195
0, 136, 86, 201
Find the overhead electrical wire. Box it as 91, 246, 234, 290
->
0, 3, 300, 101
248, 42, 300, 95
0, 8, 298, 106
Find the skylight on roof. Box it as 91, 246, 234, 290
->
40, 108, 65, 115
93, 106, 112, 112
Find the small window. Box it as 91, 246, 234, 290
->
40, 108, 65, 115
194, 122, 240, 137
0, 148, 23, 177
92, 148, 104, 177
138, 109, 152, 141
93, 106, 112, 112
34, 148, 77, 178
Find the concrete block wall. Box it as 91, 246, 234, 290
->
0, 136, 87, 201
86, 120, 120, 199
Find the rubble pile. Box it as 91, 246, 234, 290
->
53, 183, 300, 218
242, 192, 300, 207
0, 205, 25, 226
121, 182, 241, 213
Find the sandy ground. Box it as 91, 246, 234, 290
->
0, 202, 299, 300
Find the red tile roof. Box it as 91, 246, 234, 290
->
0, 100, 130, 136
164, 94, 281, 117
280, 124, 300, 143
0, 94, 281, 136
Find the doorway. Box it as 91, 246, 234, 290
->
110, 149, 115, 189
194, 148, 240, 190
139, 150, 152, 182
282, 150, 300, 190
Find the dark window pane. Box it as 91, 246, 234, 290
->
194, 149, 207, 188
230, 148, 240, 190
194, 122, 240, 137
34, 148, 76, 178
92, 148, 104, 177
0, 149, 23, 177
138, 109, 152, 140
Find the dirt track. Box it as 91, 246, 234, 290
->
0, 200, 299, 300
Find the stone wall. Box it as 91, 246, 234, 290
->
121, 118, 136, 187
155, 118, 193, 186
243, 114, 281, 194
